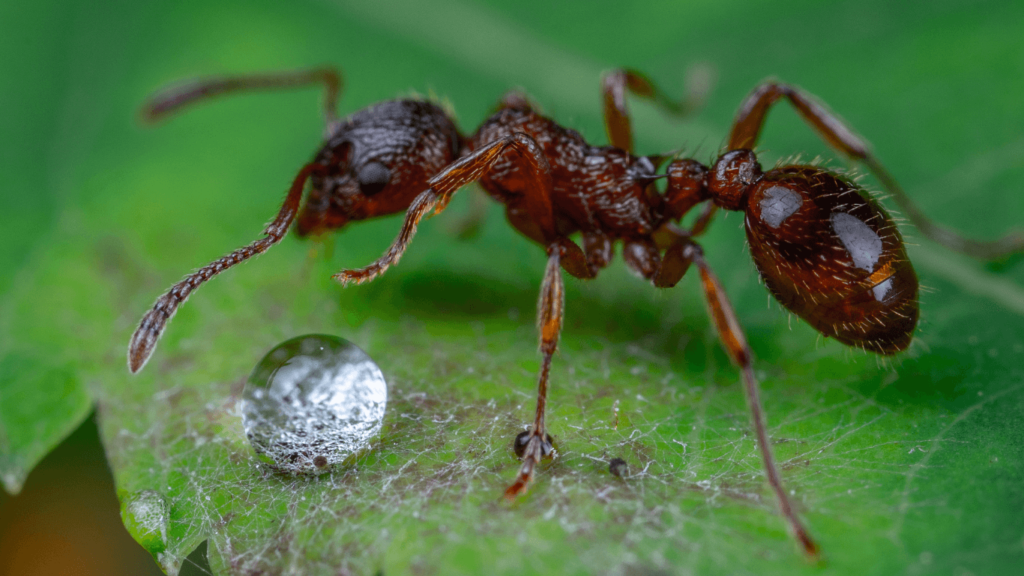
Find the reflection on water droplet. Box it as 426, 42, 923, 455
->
121, 490, 169, 554
242, 334, 387, 475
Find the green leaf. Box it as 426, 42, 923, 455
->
0, 354, 90, 493
4, 0, 1024, 574
0, 0, 96, 493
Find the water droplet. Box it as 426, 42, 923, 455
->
242, 334, 387, 475
121, 490, 169, 554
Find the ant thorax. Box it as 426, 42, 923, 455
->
470, 106, 662, 239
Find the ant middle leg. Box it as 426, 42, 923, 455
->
335, 133, 594, 285
729, 80, 1024, 260
679, 240, 819, 558
505, 245, 565, 498
602, 66, 714, 154
140, 67, 343, 129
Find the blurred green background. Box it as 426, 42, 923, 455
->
1, 0, 1023, 574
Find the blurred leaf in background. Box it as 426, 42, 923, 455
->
1, 0, 1023, 574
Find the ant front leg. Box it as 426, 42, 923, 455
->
730, 81, 1024, 259
141, 67, 343, 132
334, 133, 593, 285
678, 240, 819, 558
601, 67, 713, 154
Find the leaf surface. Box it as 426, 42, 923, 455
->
3, 0, 1024, 574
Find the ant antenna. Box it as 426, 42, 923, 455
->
127, 163, 322, 373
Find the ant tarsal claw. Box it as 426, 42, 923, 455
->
505, 431, 555, 500
512, 430, 554, 460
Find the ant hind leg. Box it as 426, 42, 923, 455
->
602, 65, 714, 154
680, 240, 820, 558
729, 80, 1024, 260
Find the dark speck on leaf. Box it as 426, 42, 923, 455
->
609, 458, 628, 478
313, 455, 328, 468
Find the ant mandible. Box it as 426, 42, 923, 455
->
126, 66, 1024, 559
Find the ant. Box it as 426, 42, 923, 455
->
126, 66, 1024, 559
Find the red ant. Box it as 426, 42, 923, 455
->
126, 66, 1024, 558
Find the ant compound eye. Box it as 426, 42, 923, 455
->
356, 162, 391, 196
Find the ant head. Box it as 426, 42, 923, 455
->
296, 140, 395, 236
296, 100, 462, 237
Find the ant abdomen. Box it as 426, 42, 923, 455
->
744, 166, 919, 353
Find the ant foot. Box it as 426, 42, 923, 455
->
505, 430, 554, 499
512, 430, 554, 459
